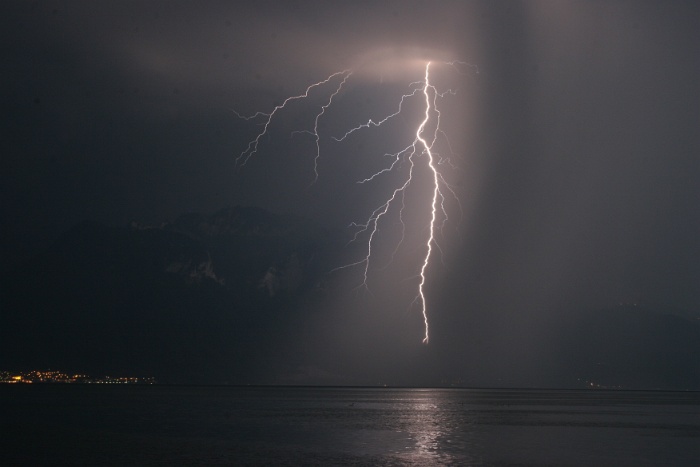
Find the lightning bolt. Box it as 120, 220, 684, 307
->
233, 60, 467, 344
234, 69, 351, 170
415, 62, 439, 344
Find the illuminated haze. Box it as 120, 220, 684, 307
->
2, 1, 699, 386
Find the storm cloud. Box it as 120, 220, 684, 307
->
2, 1, 699, 387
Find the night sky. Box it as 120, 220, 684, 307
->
2, 1, 699, 386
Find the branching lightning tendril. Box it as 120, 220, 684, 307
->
233, 60, 468, 344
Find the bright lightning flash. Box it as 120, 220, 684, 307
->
233, 60, 467, 344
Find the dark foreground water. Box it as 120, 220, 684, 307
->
1, 386, 698, 466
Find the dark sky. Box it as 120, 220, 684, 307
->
2, 1, 699, 384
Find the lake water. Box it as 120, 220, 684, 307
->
1, 386, 698, 465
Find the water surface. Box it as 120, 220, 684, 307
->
1, 386, 698, 465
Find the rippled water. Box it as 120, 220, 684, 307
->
2, 386, 698, 465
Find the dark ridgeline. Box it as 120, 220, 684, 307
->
1, 205, 699, 389
0, 206, 344, 384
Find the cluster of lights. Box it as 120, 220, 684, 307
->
0, 370, 155, 384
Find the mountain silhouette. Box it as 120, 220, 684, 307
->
1, 206, 698, 388
1, 206, 340, 383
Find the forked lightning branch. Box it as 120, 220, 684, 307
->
234, 60, 471, 344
